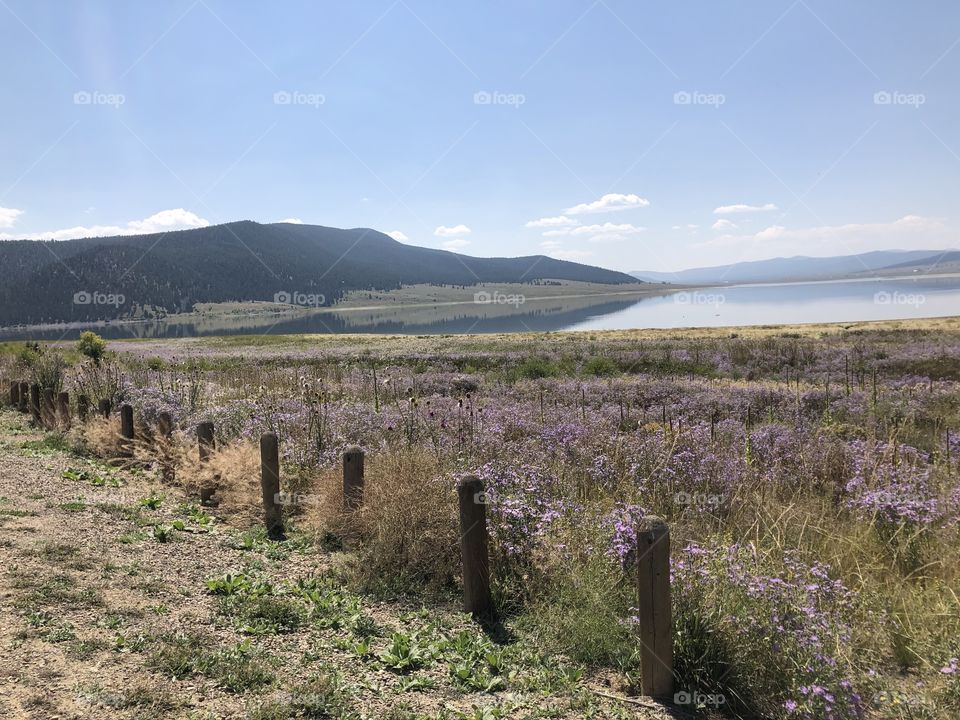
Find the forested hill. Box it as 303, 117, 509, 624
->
0, 221, 638, 325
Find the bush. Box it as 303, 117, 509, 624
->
515, 358, 559, 380
583, 356, 619, 377
77, 331, 107, 365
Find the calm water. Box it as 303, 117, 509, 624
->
4, 276, 959, 341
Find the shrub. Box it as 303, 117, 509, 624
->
77, 331, 107, 365
583, 356, 619, 377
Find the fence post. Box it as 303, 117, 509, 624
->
636, 515, 673, 699
41, 388, 55, 429
456, 475, 494, 620
119, 403, 134, 456
29, 384, 41, 425
342, 445, 365, 511
259, 432, 284, 540
98, 398, 112, 418
197, 421, 215, 505
56, 391, 70, 429
78, 395, 89, 422
18, 382, 29, 413
8, 381, 18, 408
157, 412, 173, 439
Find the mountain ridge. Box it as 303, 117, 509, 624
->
0, 221, 638, 326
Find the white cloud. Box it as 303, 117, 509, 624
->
0, 208, 210, 241
672, 224, 699, 231
549, 249, 594, 261
564, 193, 650, 215
711, 218, 739, 231
386, 230, 409, 242
713, 203, 778, 215
442, 238, 471, 250
0, 207, 24, 228
278, 217, 303, 224
695, 215, 955, 258
525, 215, 579, 228
434, 224, 472, 238
539, 240, 562, 250
543, 222, 646, 243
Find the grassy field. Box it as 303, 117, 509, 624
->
2, 317, 960, 718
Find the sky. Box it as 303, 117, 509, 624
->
0, 0, 958, 273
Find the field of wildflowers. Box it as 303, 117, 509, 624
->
6, 320, 960, 719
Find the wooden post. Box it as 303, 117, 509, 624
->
18, 382, 29, 413
29, 384, 41, 425
259, 432, 284, 540
456, 475, 494, 620
157, 411, 173, 439
98, 398, 112, 418
197, 421, 215, 505
636, 515, 673, 699
119, 403, 134, 456
56, 391, 70, 429
77, 395, 89, 422
8, 381, 18, 408
342, 445, 364, 511
41, 388, 55, 429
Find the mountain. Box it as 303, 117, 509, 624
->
0, 221, 638, 326
630, 249, 957, 285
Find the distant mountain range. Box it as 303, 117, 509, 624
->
630, 249, 960, 285
0, 221, 637, 326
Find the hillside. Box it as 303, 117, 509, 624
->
0, 222, 638, 326
630, 249, 957, 285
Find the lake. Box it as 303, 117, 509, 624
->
3, 275, 959, 341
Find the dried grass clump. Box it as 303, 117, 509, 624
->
73, 416, 125, 458
307, 448, 461, 594
187, 440, 263, 523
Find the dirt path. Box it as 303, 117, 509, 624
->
0, 409, 667, 720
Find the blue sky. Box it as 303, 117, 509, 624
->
1, 1, 958, 272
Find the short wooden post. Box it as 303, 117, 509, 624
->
77, 395, 89, 422
29, 384, 41, 425
8, 381, 18, 408
197, 421, 216, 504
18, 382, 29, 413
259, 432, 284, 540
456, 475, 494, 620
119, 403, 134, 456
41, 388, 55, 429
56, 391, 70, 429
636, 515, 673, 698
157, 412, 173, 439
342, 445, 365, 511
98, 398, 112, 418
